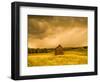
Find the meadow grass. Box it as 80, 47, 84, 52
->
28, 49, 87, 67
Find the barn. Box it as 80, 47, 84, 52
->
55, 45, 64, 55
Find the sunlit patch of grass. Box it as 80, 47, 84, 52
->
28, 49, 88, 67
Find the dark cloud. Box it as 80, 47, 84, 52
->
28, 15, 88, 48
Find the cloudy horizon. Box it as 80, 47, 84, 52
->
28, 15, 88, 48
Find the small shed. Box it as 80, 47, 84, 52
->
55, 45, 64, 55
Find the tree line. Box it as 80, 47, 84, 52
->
28, 48, 54, 53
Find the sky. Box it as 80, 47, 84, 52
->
28, 15, 88, 48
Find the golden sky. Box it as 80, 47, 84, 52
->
28, 15, 88, 48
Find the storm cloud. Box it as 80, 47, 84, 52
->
28, 15, 88, 48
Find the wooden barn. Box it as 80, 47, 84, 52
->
55, 45, 64, 55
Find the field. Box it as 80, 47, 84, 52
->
28, 48, 88, 67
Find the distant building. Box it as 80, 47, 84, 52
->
55, 45, 64, 55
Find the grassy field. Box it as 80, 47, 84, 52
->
28, 48, 88, 67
